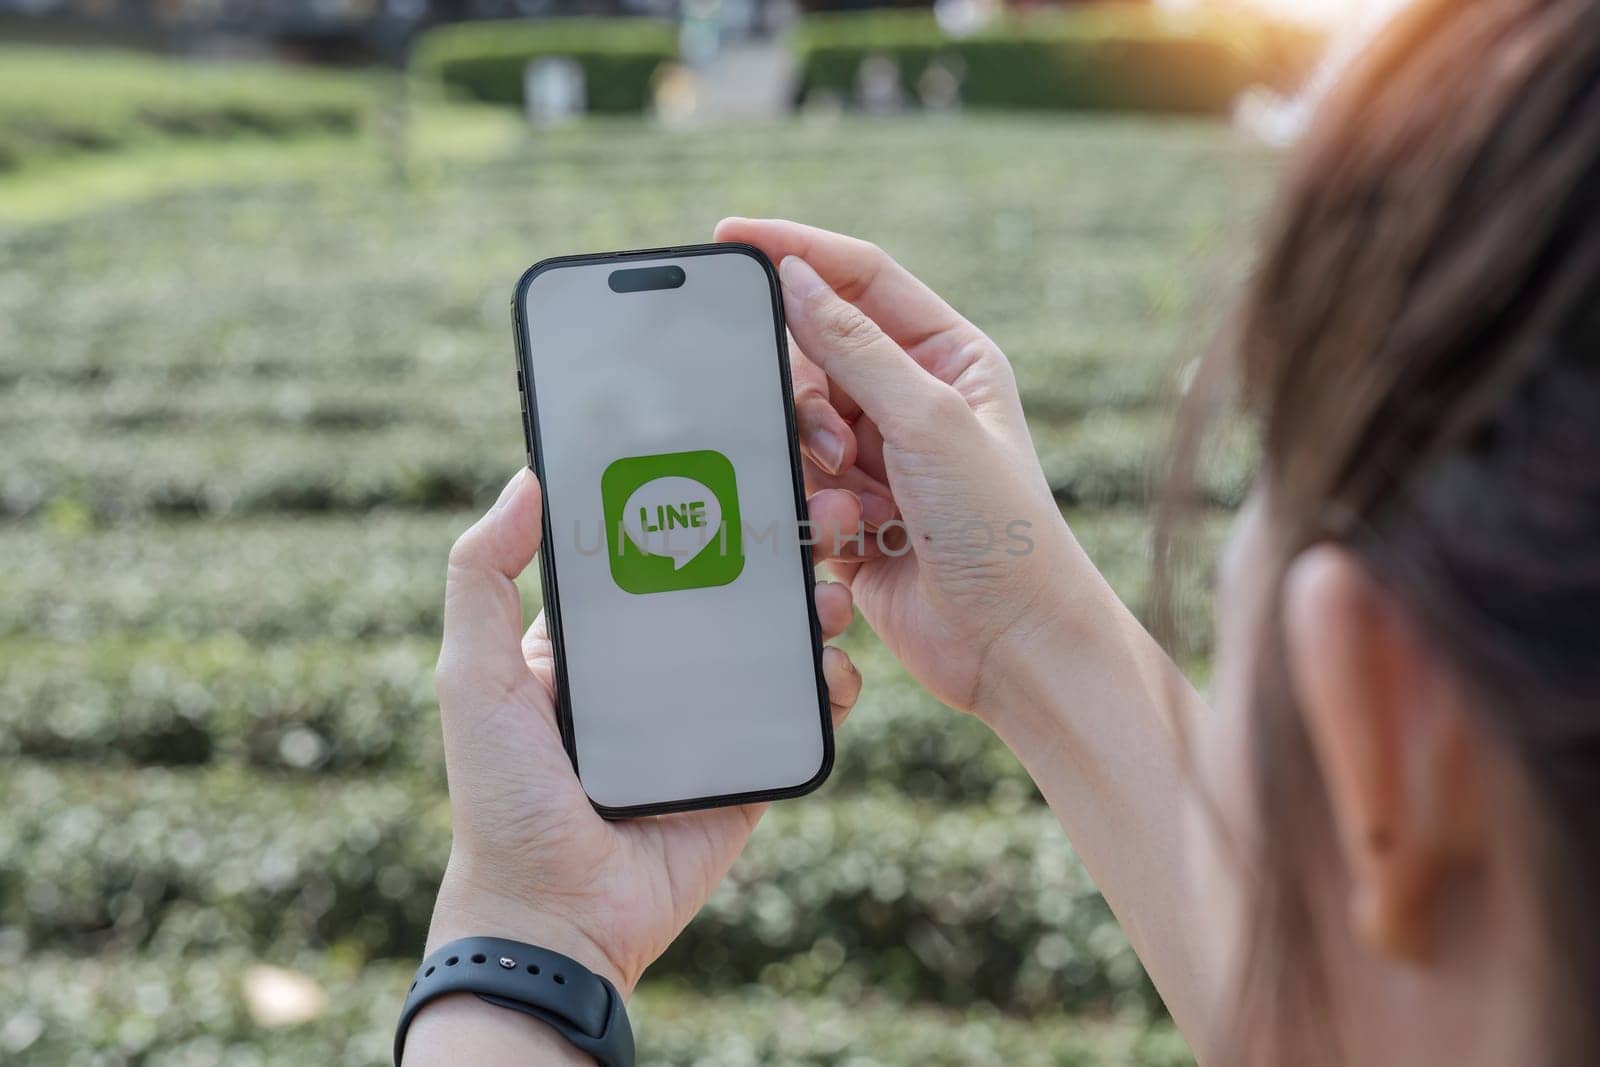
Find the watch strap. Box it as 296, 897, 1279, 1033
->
394, 936, 634, 1065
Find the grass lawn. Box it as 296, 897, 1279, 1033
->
0, 105, 1276, 1064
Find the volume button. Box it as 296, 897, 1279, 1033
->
519, 397, 534, 468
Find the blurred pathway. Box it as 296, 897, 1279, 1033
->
695, 41, 794, 121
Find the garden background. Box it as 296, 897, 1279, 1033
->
0, 10, 1306, 1062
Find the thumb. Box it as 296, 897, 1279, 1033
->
437, 468, 543, 703
778, 255, 971, 446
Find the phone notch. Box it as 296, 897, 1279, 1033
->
608, 264, 687, 294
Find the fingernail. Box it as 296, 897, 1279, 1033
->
779, 255, 827, 300
812, 428, 846, 474
861, 491, 896, 528
826, 645, 858, 676
493, 467, 529, 509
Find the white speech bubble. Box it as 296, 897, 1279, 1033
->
621, 475, 724, 571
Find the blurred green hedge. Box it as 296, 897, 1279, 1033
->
411, 18, 678, 114
0, 633, 1039, 800
1, 765, 1158, 1015
0, 48, 374, 173
0, 412, 1249, 521
0, 115, 1270, 1060
0, 618, 1216, 802
793, 8, 1326, 113
0, 507, 1219, 647
0, 958, 1189, 1066
0, 638, 440, 771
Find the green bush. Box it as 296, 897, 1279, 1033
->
0, 765, 1159, 1015
0, 48, 375, 173
0, 117, 1279, 1060
0, 509, 1209, 644
0, 638, 441, 771
0, 607, 1212, 804
0, 631, 1039, 798
0, 958, 1188, 1067
411, 18, 677, 114
793, 7, 1326, 113
0, 513, 462, 643
0, 412, 1245, 521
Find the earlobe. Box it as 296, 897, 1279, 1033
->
1282, 546, 1483, 964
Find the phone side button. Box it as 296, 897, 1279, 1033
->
519, 402, 535, 467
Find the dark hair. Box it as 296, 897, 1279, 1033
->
1160, 0, 1600, 1061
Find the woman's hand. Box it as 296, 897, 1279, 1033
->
411, 468, 862, 1061
716, 218, 1213, 1038
716, 218, 1084, 716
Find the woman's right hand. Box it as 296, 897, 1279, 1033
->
717, 220, 1212, 1035
715, 218, 1086, 715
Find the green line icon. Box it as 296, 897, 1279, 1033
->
601, 449, 744, 594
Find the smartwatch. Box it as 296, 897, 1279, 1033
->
393, 936, 635, 1066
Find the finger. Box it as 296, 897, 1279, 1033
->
791, 338, 856, 477
790, 335, 865, 424
822, 645, 863, 726
824, 558, 862, 589
779, 255, 970, 441
829, 380, 864, 424
718, 217, 982, 370
522, 610, 552, 669
814, 580, 854, 641
437, 468, 541, 700
806, 487, 879, 562
804, 462, 895, 530
847, 414, 889, 486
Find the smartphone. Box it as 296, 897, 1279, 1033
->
510, 243, 833, 818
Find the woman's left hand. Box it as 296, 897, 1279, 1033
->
423, 467, 863, 1000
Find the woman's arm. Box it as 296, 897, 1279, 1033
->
715, 218, 1215, 1036
984, 553, 1211, 1027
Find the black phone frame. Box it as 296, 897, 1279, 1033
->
510, 242, 835, 819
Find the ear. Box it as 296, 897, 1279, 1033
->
1282, 546, 1485, 963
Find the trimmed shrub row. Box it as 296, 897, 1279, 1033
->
0, 514, 1219, 787
0, 634, 1036, 803
0, 956, 1189, 1066
0, 764, 1157, 1015
0, 410, 1246, 521
0, 48, 374, 173
0, 627, 1212, 805
1031, 412, 1254, 509
2, 330, 1181, 424
793, 8, 1326, 114
410, 18, 678, 114
0, 638, 442, 772
0, 512, 465, 643
0, 423, 512, 521
0, 507, 1217, 643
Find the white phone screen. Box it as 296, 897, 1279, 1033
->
517, 247, 830, 812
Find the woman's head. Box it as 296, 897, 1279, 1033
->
1176, 0, 1600, 1061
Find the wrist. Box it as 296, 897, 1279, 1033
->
403, 991, 595, 1066
974, 537, 1185, 763
971, 529, 1115, 729
428, 857, 634, 1001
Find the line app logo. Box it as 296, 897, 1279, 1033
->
601, 449, 744, 594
